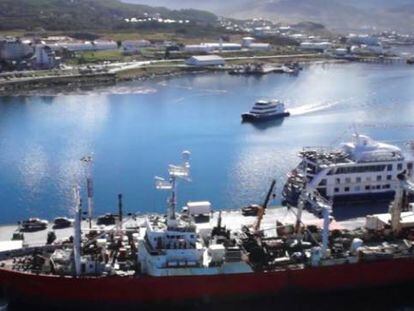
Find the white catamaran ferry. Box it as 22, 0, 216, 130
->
241, 99, 290, 122
283, 134, 414, 206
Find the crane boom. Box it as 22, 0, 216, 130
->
254, 180, 276, 233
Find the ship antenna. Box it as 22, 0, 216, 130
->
81, 155, 94, 229
155, 151, 191, 227
72, 185, 82, 277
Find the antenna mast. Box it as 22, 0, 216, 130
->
81, 155, 94, 229
72, 185, 82, 276
155, 151, 191, 227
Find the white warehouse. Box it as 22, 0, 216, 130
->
300, 42, 332, 52
186, 55, 225, 66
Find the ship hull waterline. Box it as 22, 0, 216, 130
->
241, 112, 290, 123
2, 257, 414, 305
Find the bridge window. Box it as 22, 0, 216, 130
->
336, 165, 386, 174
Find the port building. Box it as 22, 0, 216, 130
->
186, 55, 225, 66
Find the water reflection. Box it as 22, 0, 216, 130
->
242, 118, 285, 131
1, 63, 414, 223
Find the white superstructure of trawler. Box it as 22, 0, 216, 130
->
137, 151, 252, 277
283, 134, 414, 206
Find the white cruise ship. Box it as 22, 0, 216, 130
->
241, 99, 290, 122
282, 134, 414, 206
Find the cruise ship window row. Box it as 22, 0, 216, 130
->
329, 175, 393, 185
332, 184, 391, 193
329, 165, 391, 175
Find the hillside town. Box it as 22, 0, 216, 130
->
2, 20, 414, 73
1, 16, 414, 96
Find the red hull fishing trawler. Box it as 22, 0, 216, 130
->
2, 151, 414, 307
2, 258, 414, 305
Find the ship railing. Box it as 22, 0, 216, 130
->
354, 154, 405, 163
300, 148, 350, 164
0, 244, 61, 261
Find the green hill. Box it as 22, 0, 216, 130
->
0, 0, 218, 31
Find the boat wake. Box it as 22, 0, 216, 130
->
288, 100, 342, 116
96, 86, 157, 95
172, 89, 228, 104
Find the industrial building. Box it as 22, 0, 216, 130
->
122, 40, 151, 54
248, 43, 271, 51
50, 40, 118, 52
184, 42, 241, 53
183, 44, 212, 53
347, 34, 379, 46
300, 42, 332, 52
186, 55, 225, 67
0, 37, 33, 62
34, 45, 58, 69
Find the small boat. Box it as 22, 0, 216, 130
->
283, 62, 302, 74
229, 63, 267, 75
53, 217, 74, 229
242, 99, 290, 122
20, 218, 48, 232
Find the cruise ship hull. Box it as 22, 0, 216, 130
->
2, 257, 414, 306
241, 112, 290, 122
283, 183, 399, 208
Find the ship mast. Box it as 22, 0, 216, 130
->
155, 151, 191, 227
72, 185, 82, 276
81, 155, 94, 229
296, 186, 332, 258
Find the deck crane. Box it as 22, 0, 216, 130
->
390, 171, 414, 234
294, 185, 333, 258
253, 179, 276, 233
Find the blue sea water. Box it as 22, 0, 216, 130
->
1, 62, 414, 224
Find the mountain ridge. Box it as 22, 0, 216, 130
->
0, 0, 218, 31
123, 0, 414, 32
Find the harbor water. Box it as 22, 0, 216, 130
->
1, 62, 414, 224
